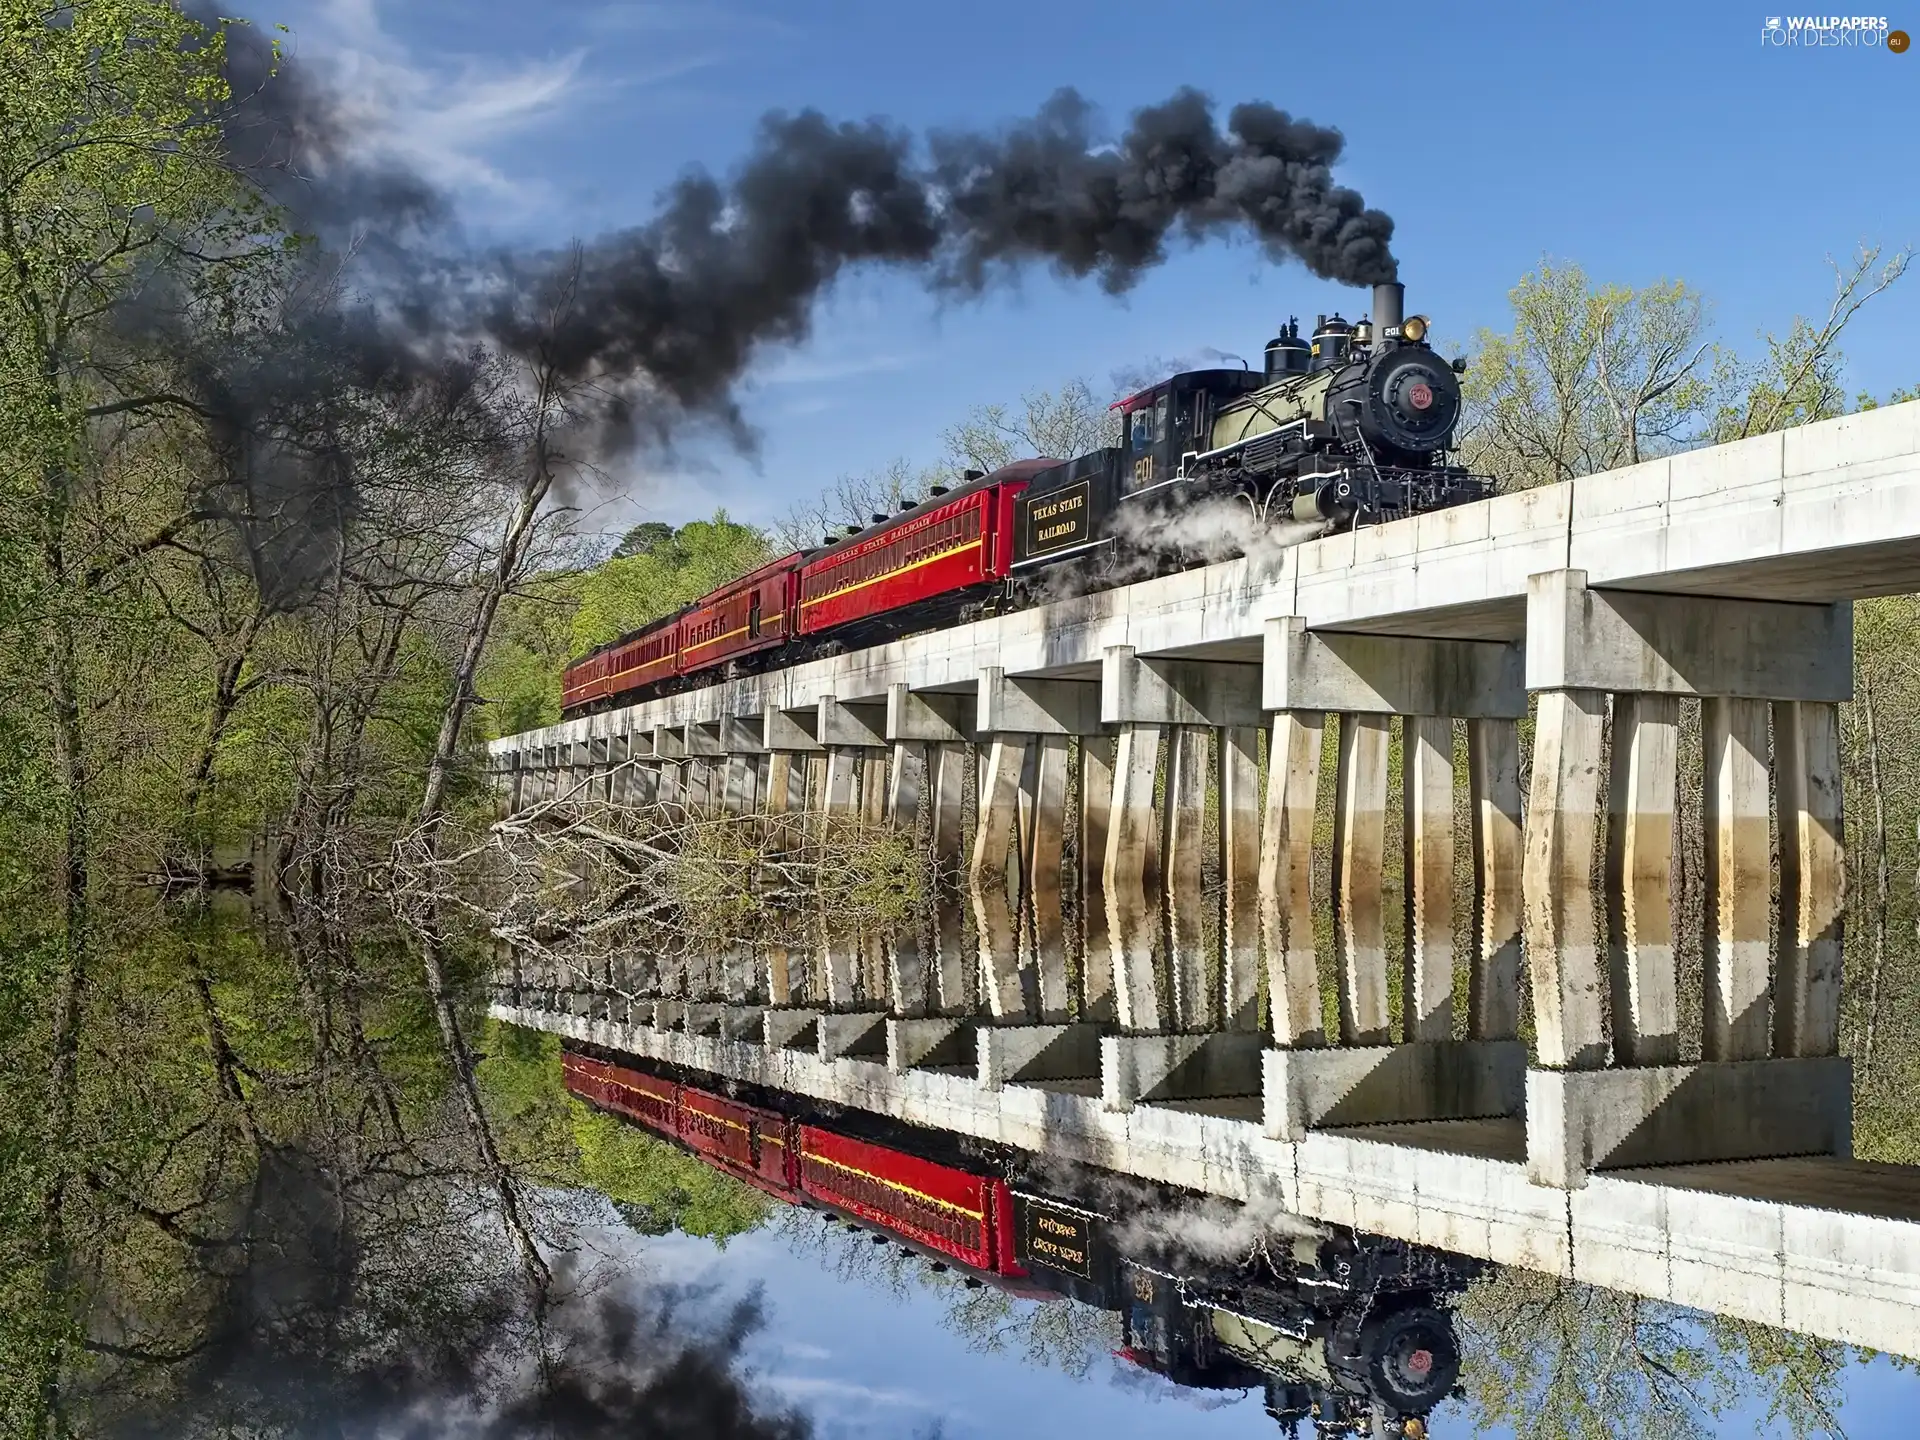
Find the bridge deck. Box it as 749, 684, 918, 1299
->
497, 401, 1920, 749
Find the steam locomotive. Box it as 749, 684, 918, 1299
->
561, 1047, 1474, 1434
561, 282, 1486, 717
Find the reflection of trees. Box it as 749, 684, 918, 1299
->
770, 1209, 1119, 1380
1457, 1269, 1860, 1440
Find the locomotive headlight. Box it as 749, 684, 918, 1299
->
1401, 314, 1429, 343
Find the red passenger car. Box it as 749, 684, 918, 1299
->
560, 623, 679, 713
796, 460, 1054, 642
793, 1124, 1022, 1275
674, 553, 802, 677
560, 1052, 1026, 1278
678, 1087, 795, 1197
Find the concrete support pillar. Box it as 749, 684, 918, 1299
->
1605, 694, 1680, 1065
1078, 735, 1116, 1024
1774, 700, 1844, 1057
1522, 688, 1609, 1070
1333, 713, 1391, 1046
722, 752, 757, 815
886, 740, 930, 1017
652, 725, 686, 808
970, 736, 1029, 1019
1024, 733, 1071, 1023
1401, 714, 1455, 1043
930, 742, 970, 1015
1105, 723, 1164, 1032
1703, 696, 1774, 1062
588, 734, 612, 803
1522, 572, 1855, 1186
1218, 726, 1261, 1034
859, 749, 889, 829
1260, 710, 1326, 1047
1466, 719, 1524, 1041
1163, 725, 1211, 1030
763, 750, 805, 1007
822, 748, 859, 818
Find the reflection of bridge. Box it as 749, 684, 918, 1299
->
491, 402, 1920, 1356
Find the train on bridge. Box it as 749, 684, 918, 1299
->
562, 1048, 1474, 1435
561, 281, 1489, 717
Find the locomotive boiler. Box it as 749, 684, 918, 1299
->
1011, 280, 1485, 576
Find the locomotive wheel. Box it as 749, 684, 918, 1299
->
1357, 1304, 1458, 1414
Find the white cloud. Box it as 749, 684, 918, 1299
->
275, 0, 636, 205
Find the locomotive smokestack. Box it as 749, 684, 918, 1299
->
1373, 281, 1404, 340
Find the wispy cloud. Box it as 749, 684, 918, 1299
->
274, 0, 627, 205
763, 1374, 940, 1409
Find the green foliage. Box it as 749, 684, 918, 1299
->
476, 1020, 770, 1243
571, 511, 773, 654
474, 512, 771, 735
1457, 1270, 1852, 1440
1458, 258, 1716, 488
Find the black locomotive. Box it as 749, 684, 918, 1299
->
1009, 280, 1487, 584
1007, 1187, 1475, 1436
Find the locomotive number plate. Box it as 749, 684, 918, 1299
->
1020, 479, 1092, 559
1022, 1199, 1094, 1279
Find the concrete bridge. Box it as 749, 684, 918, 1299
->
489, 400, 1920, 1355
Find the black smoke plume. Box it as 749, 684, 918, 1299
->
195, 18, 1396, 448
147, 14, 1398, 594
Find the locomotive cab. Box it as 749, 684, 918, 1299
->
1114, 368, 1268, 496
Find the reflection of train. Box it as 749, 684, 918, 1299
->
560, 282, 1488, 717
562, 1048, 1475, 1434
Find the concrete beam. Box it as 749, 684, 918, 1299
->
1526, 570, 1853, 700
1102, 1033, 1265, 1111
1527, 1057, 1853, 1188
977, 667, 1103, 735
1264, 618, 1525, 717
818, 1012, 889, 1062
887, 1018, 973, 1073
887, 685, 976, 743
977, 1022, 1104, 1090
817, 696, 887, 748
721, 714, 767, 754
1263, 1040, 1526, 1141
1101, 646, 1262, 727
685, 721, 725, 757
764, 707, 824, 753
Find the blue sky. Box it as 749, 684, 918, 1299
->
255, 0, 1920, 542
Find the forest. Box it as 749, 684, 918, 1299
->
2, 3, 1918, 1437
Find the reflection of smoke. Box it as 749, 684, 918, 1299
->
109, 1149, 809, 1439
1022, 1156, 1325, 1270
1111, 1188, 1326, 1268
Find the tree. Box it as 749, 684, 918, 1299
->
1457, 259, 1717, 488
941, 378, 1117, 474
611, 521, 674, 559
1712, 243, 1911, 442
1457, 1270, 1853, 1440
769, 457, 948, 555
